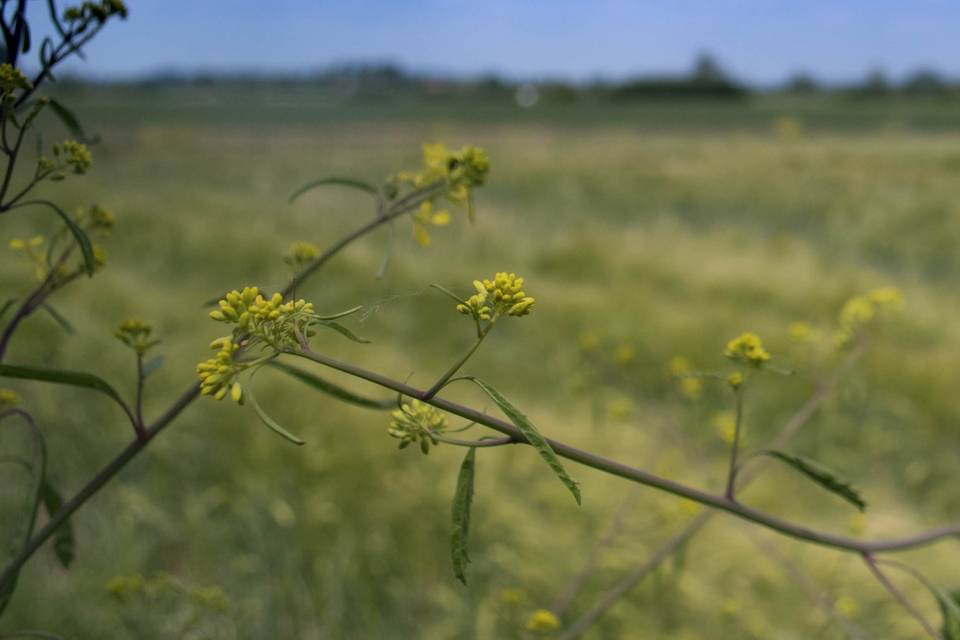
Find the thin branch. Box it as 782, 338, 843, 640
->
863, 554, 940, 640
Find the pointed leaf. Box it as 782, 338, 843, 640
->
761, 450, 866, 511
0, 410, 45, 616
451, 447, 476, 584
0, 298, 16, 324
933, 585, 960, 640
47, 98, 85, 139
18, 200, 95, 276
0, 364, 134, 424
315, 305, 364, 321
266, 361, 392, 410
39, 303, 74, 335
315, 320, 370, 344
461, 377, 580, 505
39, 480, 74, 568
245, 385, 305, 445
289, 177, 380, 204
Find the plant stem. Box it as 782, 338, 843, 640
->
863, 554, 940, 640
133, 352, 145, 439
421, 324, 492, 400
290, 347, 960, 555
429, 432, 514, 448
724, 384, 745, 500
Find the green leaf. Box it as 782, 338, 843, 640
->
39, 303, 74, 335
451, 447, 476, 584
289, 177, 380, 204
761, 450, 866, 511
245, 384, 305, 446
0, 410, 46, 616
315, 320, 370, 344
461, 377, 581, 505
933, 585, 960, 640
141, 355, 165, 378
39, 480, 74, 569
47, 98, 85, 139
315, 305, 364, 321
22, 200, 95, 276
266, 361, 392, 410
0, 364, 134, 424
0, 298, 16, 324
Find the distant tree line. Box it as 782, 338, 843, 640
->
55, 53, 960, 103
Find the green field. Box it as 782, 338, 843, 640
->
2, 91, 960, 638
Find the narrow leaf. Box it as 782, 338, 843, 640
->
245, 385, 305, 445
462, 377, 581, 505
22, 200, 95, 276
933, 585, 960, 640
315, 320, 370, 344
266, 361, 392, 410
451, 447, 476, 584
141, 355, 165, 378
0, 364, 133, 424
761, 450, 866, 511
39, 480, 74, 568
0, 410, 46, 616
315, 305, 364, 321
47, 98, 85, 138
39, 303, 74, 335
289, 177, 380, 204
0, 298, 16, 323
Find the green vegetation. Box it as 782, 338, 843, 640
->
3, 89, 960, 639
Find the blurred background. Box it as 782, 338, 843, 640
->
2, 1, 960, 638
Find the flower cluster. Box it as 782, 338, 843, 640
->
0, 389, 18, 409
525, 609, 560, 633
208, 286, 316, 351
0, 63, 31, 93
836, 287, 903, 345
196, 337, 244, 402
8, 235, 47, 281
78, 204, 116, 233
724, 332, 771, 366
667, 355, 703, 399
114, 319, 159, 355
387, 399, 448, 454
63, 0, 128, 23
38, 140, 93, 181
456, 272, 535, 323
385, 143, 490, 247
284, 242, 319, 268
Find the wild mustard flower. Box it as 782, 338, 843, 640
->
56, 140, 92, 175
198, 286, 320, 403
868, 287, 903, 312
9, 235, 48, 281
114, 319, 159, 355
388, 399, 447, 454
727, 371, 744, 390
284, 242, 320, 268
668, 355, 691, 377
724, 332, 771, 366
499, 587, 526, 605
0, 389, 18, 409
787, 321, 813, 343
456, 272, 535, 322
681, 376, 703, 399
838, 296, 874, 333
385, 143, 490, 246
0, 63, 31, 92
712, 411, 738, 444
613, 343, 635, 364
526, 609, 560, 633
78, 204, 116, 233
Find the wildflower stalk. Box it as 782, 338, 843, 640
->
862, 553, 939, 640
288, 345, 960, 554
724, 384, 745, 500
421, 324, 493, 400
133, 352, 146, 438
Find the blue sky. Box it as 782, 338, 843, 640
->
35, 1, 960, 84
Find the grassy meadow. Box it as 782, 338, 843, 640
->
3, 89, 960, 638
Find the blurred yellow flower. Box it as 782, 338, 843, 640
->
711, 411, 738, 444
668, 355, 691, 376
724, 332, 771, 366
680, 377, 703, 399
499, 587, 526, 605
526, 609, 560, 633
613, 343, 635, 364
0, 389, 18, 409
787, 321, 813, 342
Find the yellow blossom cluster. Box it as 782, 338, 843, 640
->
0, 63, 31, 92
387, 399, 448, 454
525, 609, 560, 633
456, 272, 535, 322
208, 286, 316, 350
196, 337, 244, 402
666, 355, 703, 399
386, 143, 490, 247
0, 389, 18, 409
836, 287, 903, 346
284, 242, 320, 268
724, 332, 771, 366
114, 319, 158, 355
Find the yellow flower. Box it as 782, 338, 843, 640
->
838, 296, 874, 332
526, 609, 560, 633
787, 321, 812, 342
456, 272, 534, 321
711, 411, 739, 444
284, 242, 320, 267
0, 389, 18, 409
724, 332, 771, 366
867, 287, 904, 313
114, 319, 159, 355
499, 587, 526, 605
388, 399, 447, 454
681, 377, 703, 399
612, 343, 635, 364
667, 355, 691, 376
411, 200, 451, 247
727, 371, 743, 390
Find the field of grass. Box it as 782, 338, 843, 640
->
2, 92, 960, 638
